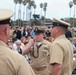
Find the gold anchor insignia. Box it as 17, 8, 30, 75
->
35, 27, 38, 31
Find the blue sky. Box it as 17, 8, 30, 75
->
0, 0, 74, 20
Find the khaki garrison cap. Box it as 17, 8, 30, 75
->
0, 9, 14, 24
33, 26, 45, 34
52, 18, 70, 28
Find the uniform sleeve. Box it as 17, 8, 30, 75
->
17, 57, 35, 75
72, 58, 76, 70
50, 43, 63, 65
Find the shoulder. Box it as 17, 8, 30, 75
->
3, 47, 35, 75
43, 40, 52, 45
52, 38, 73, 49
0, 45, 29, 68
43, 40, 52, 49
1, 46, 26, 63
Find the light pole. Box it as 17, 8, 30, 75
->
43, 2, 47, 27
40, 3, 43, 19
28, 0, 35, 26
69, 2, 73, 20
40, 3, 43, 26
73, 0, 76, 27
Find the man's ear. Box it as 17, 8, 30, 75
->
4, 28, 9, 36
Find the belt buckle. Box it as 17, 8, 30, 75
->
35, 68, 40, 71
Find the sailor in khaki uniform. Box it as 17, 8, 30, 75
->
0, 9, 35, 75
45, 30, 53, 43
50, 18, 73, 75
29, 26, 51, 75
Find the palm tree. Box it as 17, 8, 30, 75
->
33, 3, 36, 14
69, 2, 73, 17
40, 3, 43, 19
27, 0, 35, 26
73, 0, 76, 27
22, 0, 26, 26
23, 0, 31, 26
18, 0, 22, 4
69, 2, 73, 24
18, 0, 22, 26
14, 0, 18, 25
14, 0, 18, 4
73, 0, 76, 4
28, 1, 35, 10
26, 0, 31, 3
43, 2, 47, 26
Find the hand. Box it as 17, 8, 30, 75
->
29, 39, 35, 46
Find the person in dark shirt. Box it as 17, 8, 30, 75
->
13, 27, 21, 40
65, 27, 72, 38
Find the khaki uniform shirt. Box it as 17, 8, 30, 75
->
0, 40, 35, 75
30, 40, 51, 75
50, 35, 73, 75
72, 58, 76, 70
